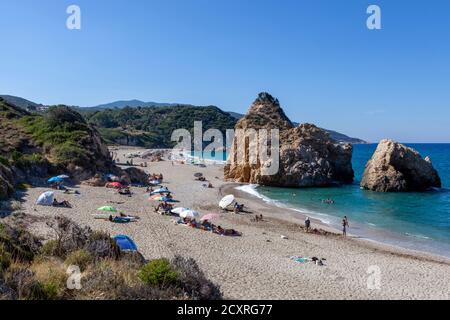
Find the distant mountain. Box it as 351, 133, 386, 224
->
2, 95, 367, 145
89, 99, 192, 110
0, 95, 46, 111
225, 111, 367, 144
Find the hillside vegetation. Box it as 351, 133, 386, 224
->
84, 106, 237, 148
0, 217, 222, 300
0, 98, 117, 198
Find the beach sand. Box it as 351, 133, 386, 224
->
8, 146, 450, 300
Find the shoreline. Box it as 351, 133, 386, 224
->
8, 146, 450, 299
224, 183, 450, 264
224, 183, 450, 263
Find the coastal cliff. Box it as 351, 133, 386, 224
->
361, 139, 441, 192
224, 93, 354, 187
0, 98, 144, 198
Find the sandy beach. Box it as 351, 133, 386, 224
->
8, 146, 450, 300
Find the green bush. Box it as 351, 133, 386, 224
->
0, 156, 9, 167
138, 258, 179, 287
64, 249, 93, 271
0, 243, 12, 272
41, 240, 59, 256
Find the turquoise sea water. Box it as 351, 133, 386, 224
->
197, 144, 450, 257
256, 144, 450, 258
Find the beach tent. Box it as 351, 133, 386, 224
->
180, 209, 200, 219
97, 206, 117, 212
113, 235, 138, 252
36, 191, 54, 206
47, 176, 64, 183
219, 195, 235, 209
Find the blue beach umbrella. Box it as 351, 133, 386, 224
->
113, 235, 138, 252
47, 176, 64, 183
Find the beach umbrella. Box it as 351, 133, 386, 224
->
57, 174, 70, 179
109, 182, 122, 188
149, 180, 161, 186
200, 213, 220, 221
194, 172, 203, 178
97, 206, 117, 212
159, 197, 177, 203
219, 194, 235, 209
180, 209, 200, 219
151, 187, 169, 195
113, 235, 138, 252
171, 207, 188, 215
36, 191, 54, 206
47, 176, 64, 183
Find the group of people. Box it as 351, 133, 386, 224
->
304, 215, 350, 236
149, 173, 164, 182
154, 201, 174, 215
322, 198, 335, 204
178, 217, 241, 236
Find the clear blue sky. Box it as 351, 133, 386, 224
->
1, 0, 449, 142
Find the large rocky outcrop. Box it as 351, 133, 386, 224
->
0, 99, 119, 197
360, 139, 441, 192
224, 93, 354, 187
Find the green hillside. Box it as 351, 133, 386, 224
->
85, 105, 237, 148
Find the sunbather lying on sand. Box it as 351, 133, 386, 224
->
118, 187, 131, 196
108, 215, 132, 223
63, 189, 80, 195
52, 199, 72, 208
214, 225, 242, 236
233, 203, 245, 213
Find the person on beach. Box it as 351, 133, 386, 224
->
342, 217, 349, 236
305, 217, 311, 232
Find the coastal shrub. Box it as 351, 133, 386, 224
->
0, 156, 9, 167
64, 249, 93, 271
171, 256, 222, 300
12, 153, 46, 169
31, 258, 67, 300
138, 258, 179, 288
0, 223, 40, 262
0, 244, 12, 272
84, 231, 121, 260
46, 216, 91, 257
41, 240, 59, 256
79, 259, 140, 299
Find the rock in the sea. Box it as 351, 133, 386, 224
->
224, 93, 354, 187
360, 139, 441, 192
